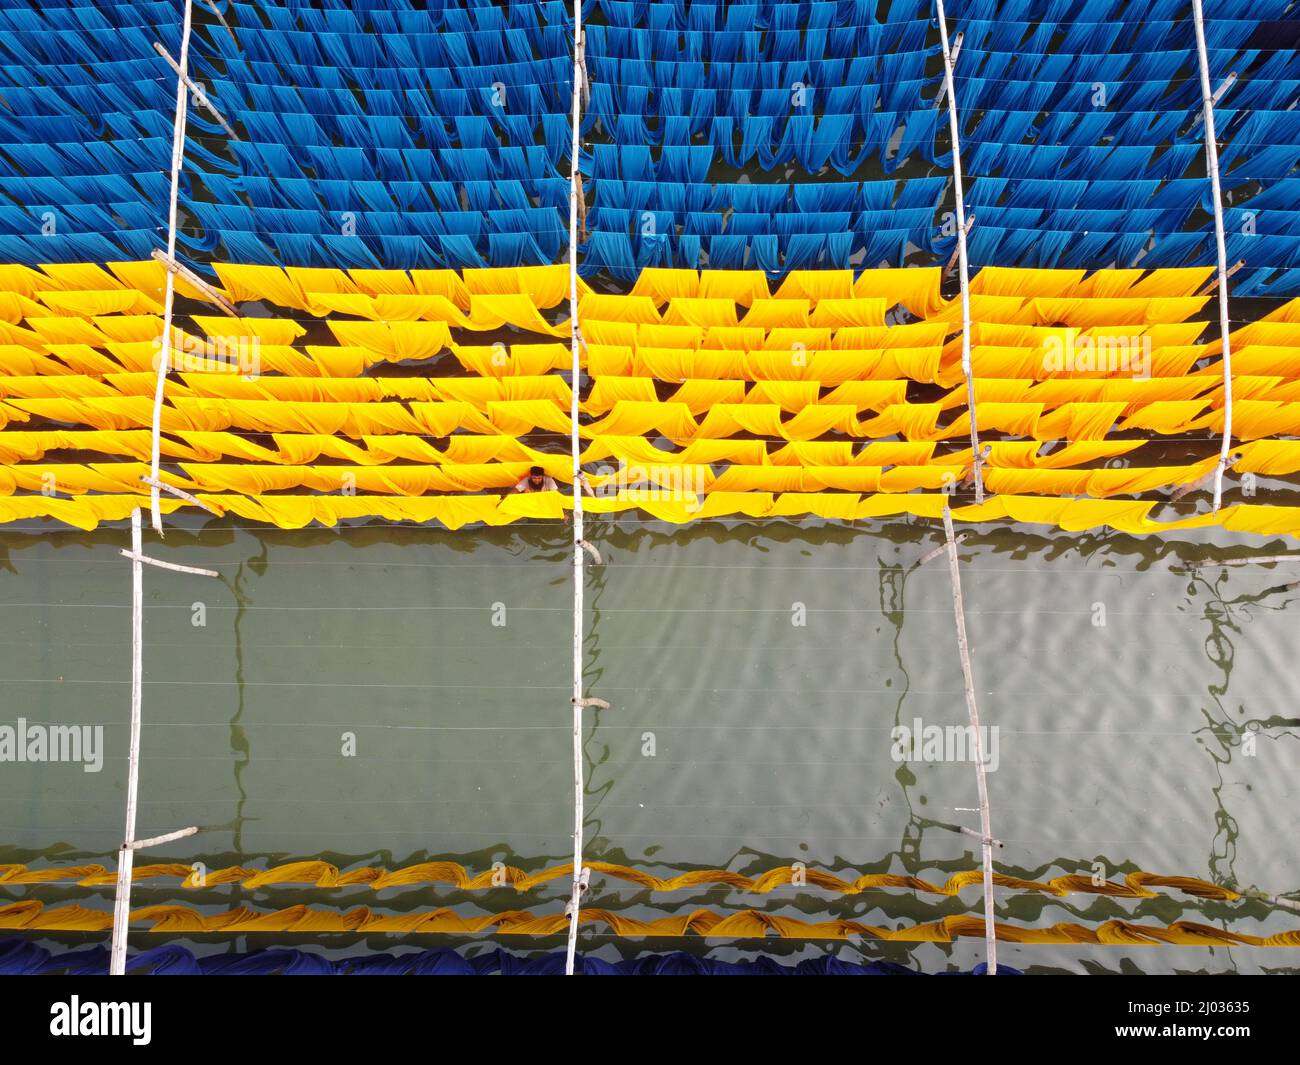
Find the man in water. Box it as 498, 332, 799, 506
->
515, 465, 558, 492
514, 465, 596, 494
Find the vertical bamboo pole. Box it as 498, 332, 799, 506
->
1191, 0, 1234, 511
942, 508, 997, 973
564, 0, 587, 977
935, 0, 983, 502
109, 509, 145, 975
149, 0, 194, 532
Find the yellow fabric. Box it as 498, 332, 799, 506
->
741, 299, 810, 329
970, 267, 1086, 298
4, 857, 1223, 900
662, 297, 739, 328
5, 262, 1300, 540
586, 400, 698, 439
36, 289, 162, 316
213, 264, 306, 308
668, 378, 747, 414
744, 380, 821, 412
628, 268, 700, 304
1035, 402, 1126, 440
409, 269, 471, 307
1116, 400, 1213, 434
809, 298, 887, 328
326, 320, 455, 359
484, 399, 572, 436
774, 270, 855, 303
853, 267, 942, 317
1235, 440, 1300, 475
696, 270, 770, 305
5, 898, 1297, 944
0, 485, 1298, 541
584, 377, 659, 414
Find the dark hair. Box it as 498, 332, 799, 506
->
529, 466, 545, 477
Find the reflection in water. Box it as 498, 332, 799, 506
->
879, 549, 976, 869
583, 545, 614, 854
1, 519, 1298, 971
1183, 566, 1300, 890
225, 542, 268, 854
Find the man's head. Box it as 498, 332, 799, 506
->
528, 465, 546, 487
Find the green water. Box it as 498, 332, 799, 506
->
1, 515, 1297, 973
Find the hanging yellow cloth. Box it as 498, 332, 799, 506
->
744, 380, 821, 412
1128, 266, 1215, 298
628, 268, 700, 304
662, 297, 739, 329
809, 298, 887, 328
696, 271, 770, 305
174, 431, 283, 463
36, 289, 162, 317
484, 399, 572, 436
969, 267, 1085, 298
1116, 400, 1213, 434
668, 379, 746, 414
584, 377, 659, 414
858, 403, 942, 440
853, 268, 943, 318
408, 269, 471, 307
774, 270, 854, 303
740, 299, 810, 329
1235, 440, 1300, 475
1035, 402, 1126, 440
696, 326, 760, 351
585, 400, 697, 439
819, 381, 909, 411
579, 293, 662, 325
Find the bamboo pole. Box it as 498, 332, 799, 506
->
149, 0, 194, 534
108, 510, 146, 974
942, 506, 997, 974
149, 249, 239, 317
152, 41, 239, 140
565, 0, 587, 978
1192, 554, 1300, 569
935, 0, 983, 504
1191, 0, 1235, 511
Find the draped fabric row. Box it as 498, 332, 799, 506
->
14, 428, 1298, 476
950, 0, 1300, 297
1, 0, 1296, 294
579, 1, 942, 277
0, 857, 1242, 901
1, 261, 1300, 535
10, 394, 1287, 444
0, 0, 198, 264
185, 0, 576, 270
3, 899, 1300, 945
5, 491, 1300, 536
572, 0, 1300, 289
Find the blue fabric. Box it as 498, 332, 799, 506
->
0, 0, 1293, 286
